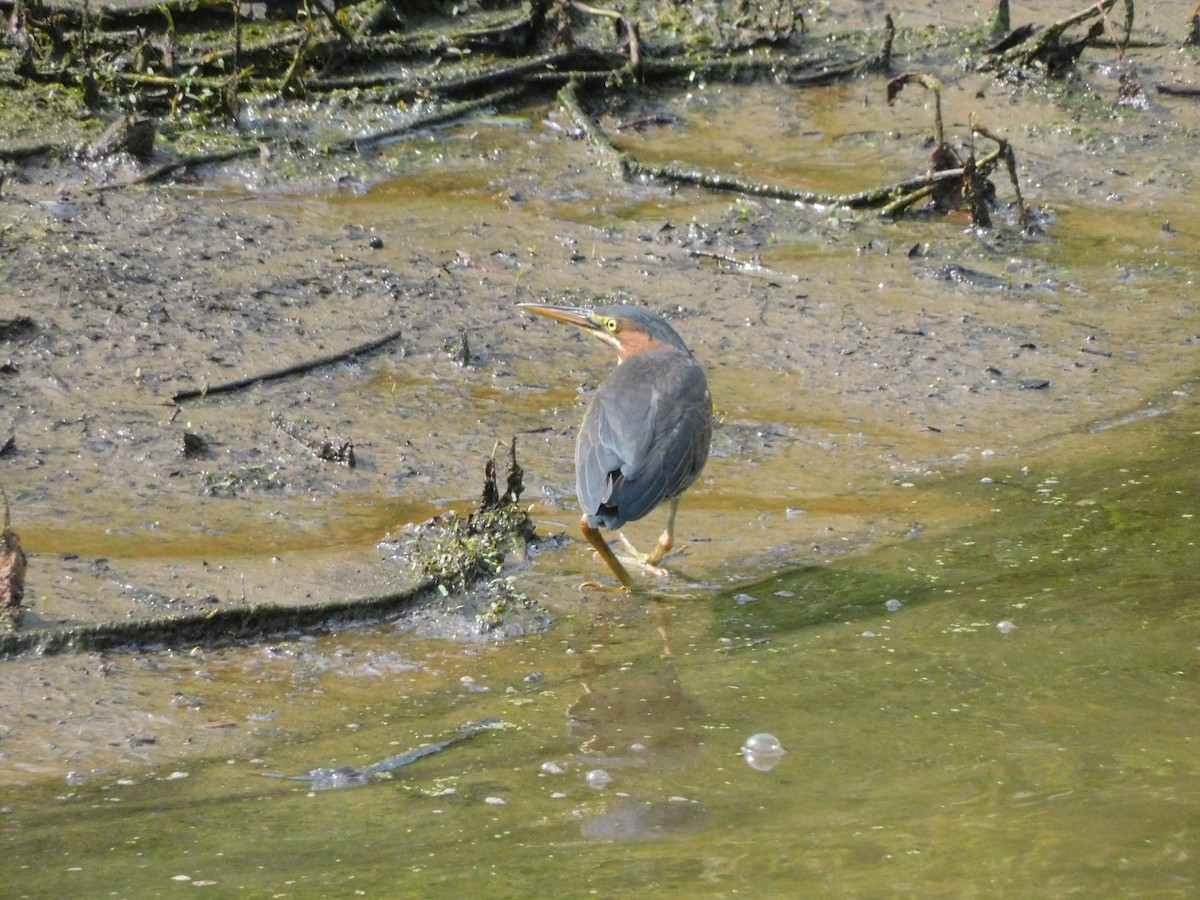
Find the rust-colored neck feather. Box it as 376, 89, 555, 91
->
614, 329, 670, 363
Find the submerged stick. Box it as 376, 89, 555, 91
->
261, 718, 504, 790
172, 325, 404, 403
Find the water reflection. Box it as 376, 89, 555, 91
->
560, 603, 712, 840
1, 401, 1197, 894
581, 797, 711, 841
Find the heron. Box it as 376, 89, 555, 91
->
520, 303, 712, 589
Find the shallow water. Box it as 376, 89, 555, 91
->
2, 398, 1197, 896
3, 15, 1200, 896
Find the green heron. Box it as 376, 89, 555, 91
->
520, 303, 712, 589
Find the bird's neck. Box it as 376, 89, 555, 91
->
615, 332, 672, 363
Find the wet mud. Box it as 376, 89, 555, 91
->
1, 0, 1198, 782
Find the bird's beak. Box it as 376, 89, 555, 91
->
517, 303, 600, 333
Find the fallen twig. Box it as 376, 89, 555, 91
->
311, 0, 355, 45
172, 325, 404, 403
974, 123, 1030, 229
333, 87, 527, 152
887, 72, 976, 218
94, 86, 522, 192
784, 12, 894, 84
0, 578, 439, 659
261, 718, 504, 790
878, 150, 1003, 218
0, 452, 537, 659
1156, 83, 1200, 96
558, 79, 991, 212
986, 0, 1131, 76
0, 142, 62, 162
94, 144, 263, 189
565, 0, 643, 78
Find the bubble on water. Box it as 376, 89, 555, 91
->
996, 620, 1018, 634
733, 593, 757, 605
484, 796, 507, 806
741, 733, 787, 771
981, 476, 995, 484
884, 598, 903, 612
586, 769, 613, 789
742, 733, 783, 755
540, 761, 567, 775
744, 754, 784, 772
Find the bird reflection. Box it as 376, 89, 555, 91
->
564, 604, 711, 841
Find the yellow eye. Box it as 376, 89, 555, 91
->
602, 317, 620, 334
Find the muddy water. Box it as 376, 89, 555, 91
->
3, 37, 1200, 898
1, 404, 1196, 895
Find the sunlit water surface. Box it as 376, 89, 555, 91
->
3, 48, 1200, 899
4, 395, 1197, 896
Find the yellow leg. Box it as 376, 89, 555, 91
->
648, 497, 679, 565
618, 497, 680, 568
581, 517, 636, 591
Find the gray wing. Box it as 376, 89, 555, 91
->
576, 348, 711, 530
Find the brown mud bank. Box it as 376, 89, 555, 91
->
0, 0, 1198, 778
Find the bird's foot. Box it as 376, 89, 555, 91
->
617, 558, 672, 581
578, 578, 632, 593
617, 533, 686, 572
577, 578, 696, 600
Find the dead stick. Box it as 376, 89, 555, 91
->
1012, 0, 1122, 64
281, 30, 312, 96
559, 80, 987, 209
312, 0, 356, 44
341, 87, 524, 149
172, 325, 404, 403
0, 142, 62, 161
880, 147, 1004, 217
184, 29, 308, 69
0, 576, 441, 659
92, 145, 263, 190
98, 88, 520, 192
972, 125, 1029, 229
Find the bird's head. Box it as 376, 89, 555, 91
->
519, 303, 692, 362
